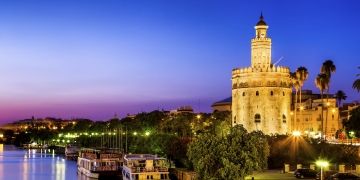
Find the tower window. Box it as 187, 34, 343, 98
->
234, 116, 237, 124
254, 114, 261, 123
282, 114, 286, 123
283, 91, 285, 96
242, 92, 245, 96
256, 91, 259, 96
270, 91, 273, 96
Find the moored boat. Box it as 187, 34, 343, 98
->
65, 145, 79, 160
77, 148, 122, 178
122, 154, 170, 180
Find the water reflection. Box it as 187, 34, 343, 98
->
0, 144, 77, 180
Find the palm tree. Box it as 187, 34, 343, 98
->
353, 66, 360, 92
315, 73, 329, 140
296, 67, 309, 125
291, 72, 300, 131
335, 90, 347, 132
321, 60, 336, 139
335, 90, 347, 108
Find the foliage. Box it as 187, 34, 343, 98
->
353, 66, 360, 92
344, 107, 360, 137
335, 90, 347, 107
187, 125, 269, 180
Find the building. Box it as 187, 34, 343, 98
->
292, 98, 340, 138
170, 106, 194, 114
211, 97, 231, 112
231, 14, 292, 134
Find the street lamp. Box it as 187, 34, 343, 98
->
196, 114, 201, 119
316, 160, 329, 180
292, 131, 301, 137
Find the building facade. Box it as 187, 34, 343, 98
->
231, 15, 292, 134
292, 98, 340, 138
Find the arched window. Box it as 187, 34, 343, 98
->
270, 91, 274, 96
256, 91, 259, 96
282, 114, 286, 123
234, 116, 237, 124
254, 114, 261, 123
242, 92, 245, 96
283, 91, 285, 96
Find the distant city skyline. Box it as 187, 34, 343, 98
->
0, 0, 359, 123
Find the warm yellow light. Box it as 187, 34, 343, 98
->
145, 131, 150, 136
316, 160, 329, 167
290, 112, 294, 115
292, 131, 301, 137
300, 106, 304, 110
332, 108, 336, 113
196, 114, 201, 119
326, 102, 330, 106
0, 134, 3, 138
133, 132, 137, 136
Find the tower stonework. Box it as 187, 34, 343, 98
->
231, 15, 292, 134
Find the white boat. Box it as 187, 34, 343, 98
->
122, 154, 170, 180
77, 148, 122, 178
65, 145, 79, 160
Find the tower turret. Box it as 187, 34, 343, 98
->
251, 13, 272, 68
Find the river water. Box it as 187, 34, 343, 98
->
0, 144, 89, 180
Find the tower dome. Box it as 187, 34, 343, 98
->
256, 13, 267, 26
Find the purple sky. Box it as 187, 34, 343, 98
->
0, 0, 359, 123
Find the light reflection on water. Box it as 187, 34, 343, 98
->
0, 144, 82, 180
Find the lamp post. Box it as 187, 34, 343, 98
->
316, 160, 329, 180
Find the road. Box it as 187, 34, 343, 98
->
245, 170, 313, 180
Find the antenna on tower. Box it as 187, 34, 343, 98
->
273, 56, 284, 66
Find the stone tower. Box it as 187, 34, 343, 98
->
231, 14, 292, 134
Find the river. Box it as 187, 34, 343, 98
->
0, 144, 92, 180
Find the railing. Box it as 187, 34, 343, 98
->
327, 139, 360, 146
129, 167, 168, 173
92, 165, 119, 171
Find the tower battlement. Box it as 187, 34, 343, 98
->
232, 65, 290, 75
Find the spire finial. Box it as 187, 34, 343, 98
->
260, 12, 264, 20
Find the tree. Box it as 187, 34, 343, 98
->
296, 66, 309, 107
335, 90, 347, 108
315, 73, 329, 140
296, 66, 309, 132
344, 107, 360, 137
187, 125, 269, 180
291, 72, 300, 131
321, 60, 336, 139
353, 66, 360, 92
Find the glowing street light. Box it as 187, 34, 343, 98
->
292, 131, 301, 137
145, 131, 150, 136
316, 160, 329, 180
196, 114, 201, 119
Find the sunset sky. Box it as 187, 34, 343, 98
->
0, 0, 359, 123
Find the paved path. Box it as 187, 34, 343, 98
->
245, 170, 313, 180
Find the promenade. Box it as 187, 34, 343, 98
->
245, 170, 304, 180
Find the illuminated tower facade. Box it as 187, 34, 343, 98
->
231, 14, 292, 134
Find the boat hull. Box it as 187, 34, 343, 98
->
78, 166, 121, 179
